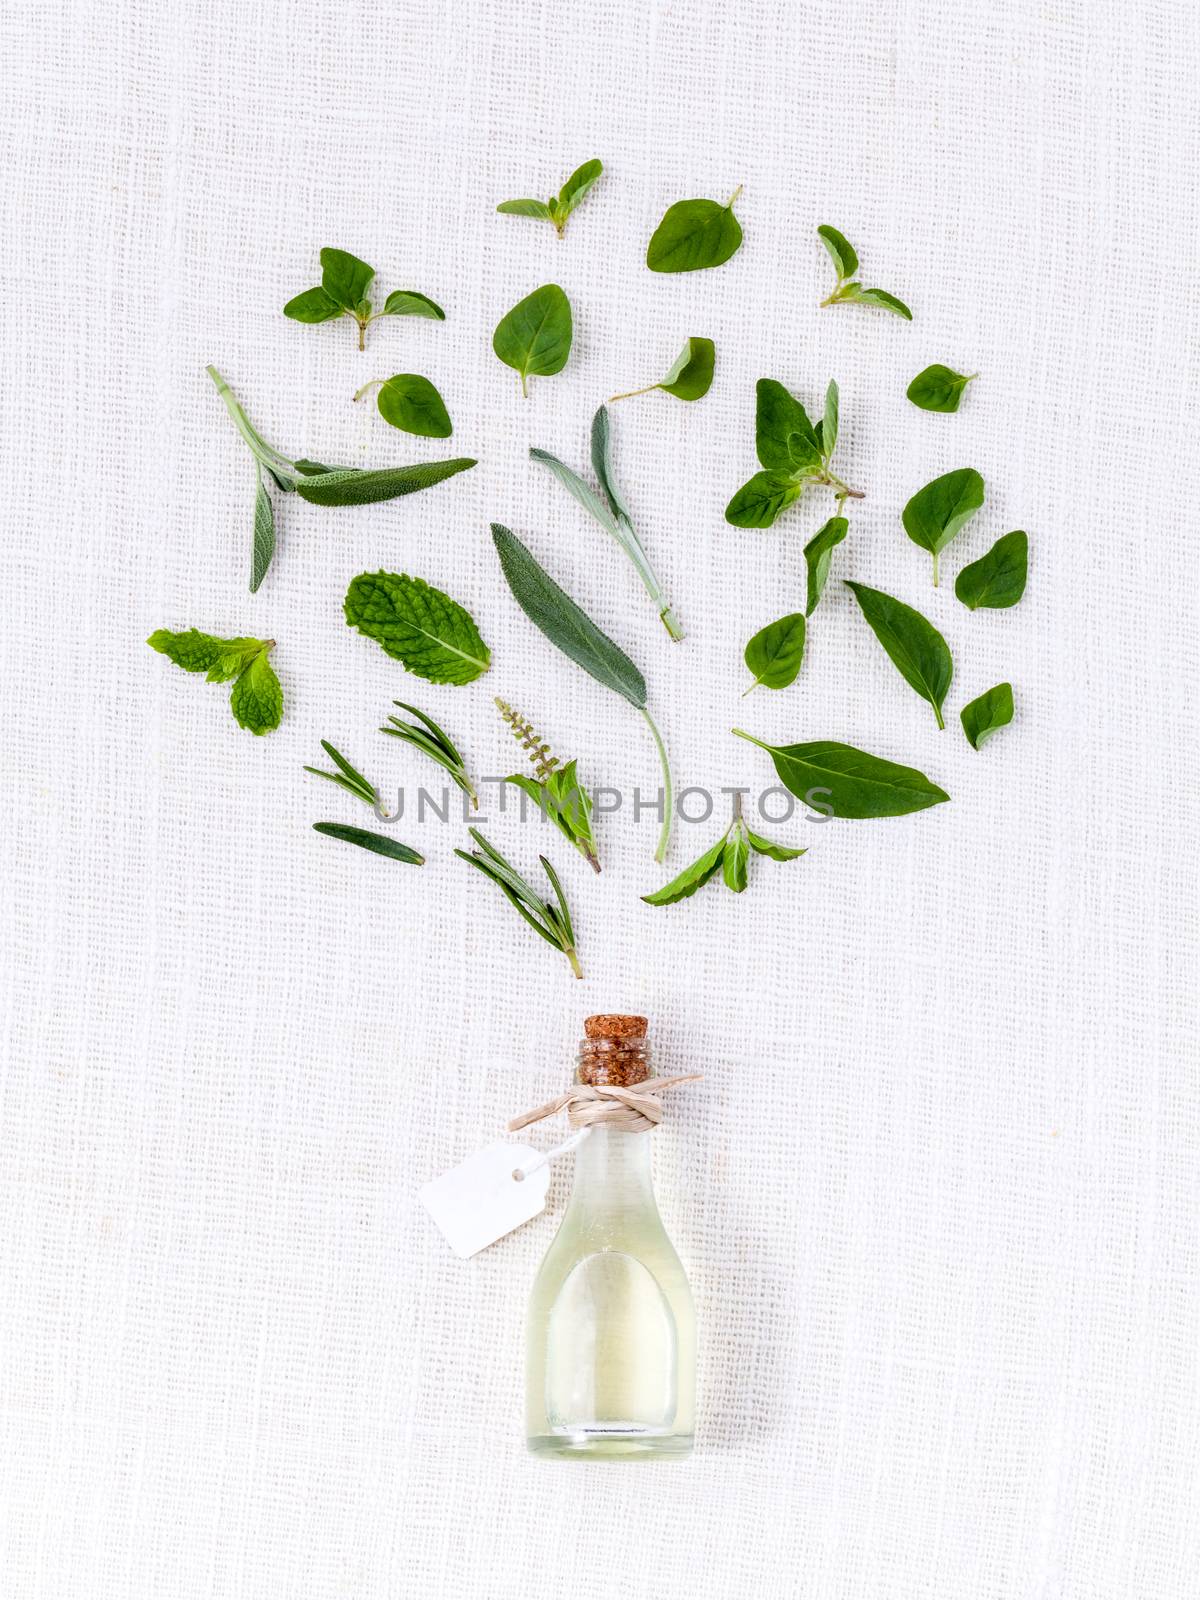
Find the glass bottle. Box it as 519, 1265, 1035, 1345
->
525, 1015, 696, 1459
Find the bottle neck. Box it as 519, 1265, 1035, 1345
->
567, 1125, 655, 1211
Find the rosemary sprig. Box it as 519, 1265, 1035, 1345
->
496, 698, 600, 872
454, 829, 582, 979
304, 740, 379, 806
380, 702, 478, 808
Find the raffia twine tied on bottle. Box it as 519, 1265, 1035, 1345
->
509, 1013, 701, 1135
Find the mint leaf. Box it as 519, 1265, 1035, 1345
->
642, 808, 804, 904
961, 682, 1015, 750
743, 613, 806, 692
492, 284, 573, 395
371, 374, 453, 438
803, 515, 849, 614
733, 730, 949, 818
646, 188, 743, 273
902, 467, 985, 585
955, 530, 1028, 610
229, 648, 283, 734
149, 630, 281, 734
844, 581, 953, 729
641, 836, 726, 905
907, 364, 977, 412
745, 829, 806, 862
344, 571, 490, 685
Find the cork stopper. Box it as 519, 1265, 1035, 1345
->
579, 1014, 650, 1086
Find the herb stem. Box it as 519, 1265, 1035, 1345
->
659, 605, 684, 642
933, 552, 940, 588
726, 184, 744, 209
608, 383, 661, 403
566, 946, 583, 978
206, 366, 295, 472
640, 706, 673, 863
353, 379, 383, 403
824, 471, 864, 500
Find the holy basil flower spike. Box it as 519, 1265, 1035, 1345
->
496, 698, 600, 871
817, 226, 912, 319
497, 158, 603, 237
283, 248, 445, 350
647, 187, 743, 272
726, 378, 862, 530
610, 337, 715, 403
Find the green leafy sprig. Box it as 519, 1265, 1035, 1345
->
610, 337, 715, 403
283, 248, 445, 351
455, 829, 582, 978
207, 366, 475, 591
532, 406, 682, 640
817, 226, 912, 319
148, 628, 282, 735
642, 798, 804, 904
304, 740, 378, 805
381, 702, 478, 808
496, 159, 603, 237
726, 378, 862, 529
496, 698, 600, 872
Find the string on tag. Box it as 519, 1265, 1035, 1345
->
508, 1074, 703, 1136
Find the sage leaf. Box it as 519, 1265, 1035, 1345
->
251, 468, 275, 593
610, 336, 715, 403
907, 364, 977, 413
282, 285, 340, 323
370, 374, 453, 438
295, 457, 474, 506
641, 836, 726, 905
902, 467, 985, 585
732, 730, 949, 818
960, 682, 1014, 750
955, 530, 1028, 610
344, 571, 490, 685
312, 823, 423, 864
381, 290, 445, 320
492, 283, 573, 395
646, 188, 743, 273
148, 629, 282, 734
743, 613, 806, 693
822, 380, 839, 457
816, 225, 858, 280
803, 515, 848, 615
725, 471, 803, 529
844, 581, 953, 729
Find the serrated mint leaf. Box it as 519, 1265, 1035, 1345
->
492, 284, 573, 395
816, 225, 858, 280
646, 189, 743, 273
229, 648, 283, 735
743, 613, 806, 692
150, 630, 281, 734
907, 364, 977, 412
733, 731, 949, 818
960, 682, 1015, 750
803, 515, 848, 615
902, 467, 985, 584
955, 530, 1028, 610
372, 374, 453, 438
845, 581, 953, 729
344, 571, 490, 685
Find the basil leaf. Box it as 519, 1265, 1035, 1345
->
560, 158, 602, 212
906, 364, 977, 413
381, 289, 445, 320
725, 471, 803, 529
733, 731, 949, 818
374, 374, 453, 438
744, 613, 806, 692
490, 524, 646, 709
641, 836, 726, 905
854, 287, 912, 320
902, 467, 985, 584
296, 458, 474, 506
497, 198, 553, 220
756, 378, 818, 472
344, 571, 490, 685
250, 467, 275, 593
660, 336, 715, 400
229, 649, 283, 735
817, 225, 858, 280
723, 821, 750, 892
492, 284, 573, 394
312, 823, 423, 864
803, 515, 848, 614
283, 285, 341, 323
960, 682, 1015, 750
844, 581, 953, 729
745, 829, 806, 861
955, 530, 1028, 610
646, 190, 743, 273
320, 248, 374, 311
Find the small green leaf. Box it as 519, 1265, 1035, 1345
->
725, 471, 803, 529
250, 469, 275, 593
492, 284, 573, 395
381, 289, 445, 319
373, 374, 453, 438
312, 823, 423, 864
283, 285, 341, 323
659, 336, 715, 401
641, 836, 726, 905
733, 730, 949, 818
822, 380, 839, 457
745, 829, 806, 862
320, 248, 375, 310
295, 458, 474, 506
817, 225, 858, 279
723, 821, 750, 892
497, 198, 554, 220
148, 629, 260, 678
559, 158, 602, 214
756, 378, 819, 472
229, 649, 282, 735
490, 525, 646, 708
743, 613, 806, 692
902, 467, 985, 584
344, 571, 490, 685
955, 530, 1028, 610
844, 581, 953, 728
907, 364, 977, 413
803, 516, 849, 615
854, 287, 912, 319
646, 191, 743, 273
960, 682, 1015, 750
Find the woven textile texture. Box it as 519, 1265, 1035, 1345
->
2, 0, 1198, 1595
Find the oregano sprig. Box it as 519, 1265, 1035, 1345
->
455, 829, 582, 978
610, 337, 715, 403
496, 159, 603, 237
381, 702, 478, 807
496, 698, 600, 872
726, 378, 862, 529
817, 226, 912, 319
284, 248, 445, 350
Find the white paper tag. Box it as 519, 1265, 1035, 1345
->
419, 1140, 551, 1258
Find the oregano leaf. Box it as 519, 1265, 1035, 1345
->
646, 189, 743, 273
743, 613, 806, 692
907, 364, 977, 413
955, 530, 1028, 610
902, 467, 985, 584
492, 284, 573, 395
803, 515, 848, 614
960, 682, 1015, 750
373, 374, 453, 438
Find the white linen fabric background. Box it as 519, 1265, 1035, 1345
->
2, 0, 1198, 1596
